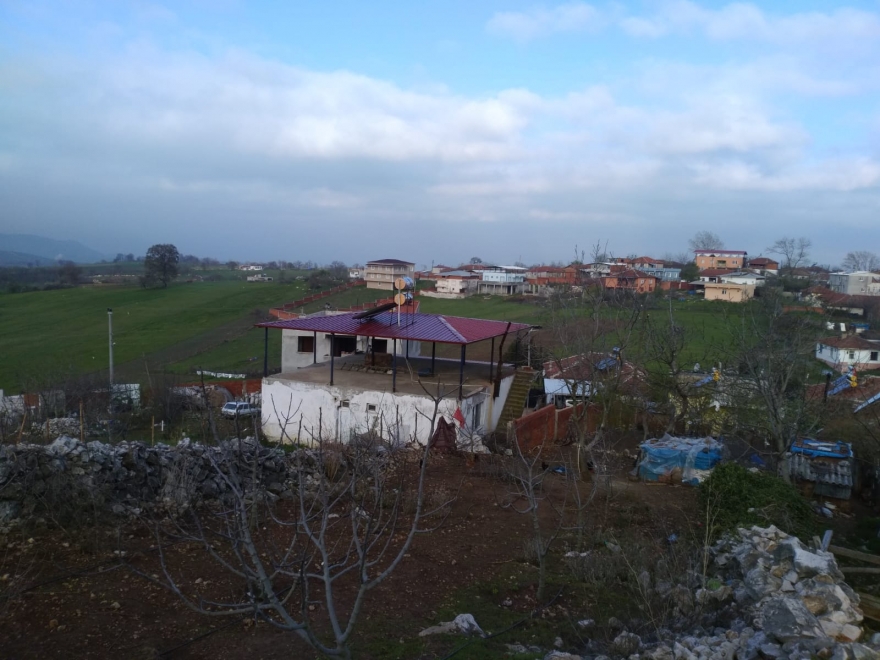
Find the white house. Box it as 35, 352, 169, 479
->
816, 336, 880, 372
239, 264, 263, 271
720, 271, 765, 287
479, 267, 526, 296
349, 268, 363, 279
258, 311, 531, 444
279, 309, 419, 372
829, 271, 880, 296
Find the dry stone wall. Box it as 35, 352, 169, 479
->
0, 436, 312, 523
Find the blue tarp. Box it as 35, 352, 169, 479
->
790, 438, 852, 459
638, 434, 724, 485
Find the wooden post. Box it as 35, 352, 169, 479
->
17, 408, 27, 445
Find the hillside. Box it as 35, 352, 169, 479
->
0, 250, 57, 267
0, 233, 106, 264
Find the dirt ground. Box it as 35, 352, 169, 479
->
0, 437, 701, 660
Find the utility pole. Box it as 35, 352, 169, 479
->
107, 308, 114, 443
107, 308, 114, 386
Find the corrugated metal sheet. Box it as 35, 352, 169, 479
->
786, 453, 854, 489
256, 312, 530, 345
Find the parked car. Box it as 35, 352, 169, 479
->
221, 402, 261, 419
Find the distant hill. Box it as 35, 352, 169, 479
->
0, 250, 57, 267
0, 233, 106, 264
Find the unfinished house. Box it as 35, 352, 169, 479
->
257, 309, 531, 445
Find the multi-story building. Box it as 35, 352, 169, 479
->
829, 271, 880, 296
364, 259, 415, 291
479, 267, 526, 296
694, 250, 747, 270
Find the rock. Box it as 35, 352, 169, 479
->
759, 643, 783, 658
506, 643, 528, 654
578, 619, 595, 629
671, 584, 694, 614
849, 644, 880, 660
555, 637, 564, 648
608, 617, 625, 630
839, 625, 862, 643
757, 596, 824, 643
611, 632, 641, 657
545, 653, 581, 660
418, 613, 484, 637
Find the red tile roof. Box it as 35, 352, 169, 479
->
820, 336, 880, 350
699, 268, 734, 277
748, 257, 778, 266
257, 312, 531, 345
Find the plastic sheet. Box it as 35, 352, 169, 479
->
637, 434, 723, 485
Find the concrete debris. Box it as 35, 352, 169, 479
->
544, 526, 876, 660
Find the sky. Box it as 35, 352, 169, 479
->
1, 1, 879, 267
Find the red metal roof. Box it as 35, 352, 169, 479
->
256, 312, 531, 345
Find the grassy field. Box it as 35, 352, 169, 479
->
0, 279, 307, 391
1, 280, 831, 393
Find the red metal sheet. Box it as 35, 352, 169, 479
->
256, 312, 530, 345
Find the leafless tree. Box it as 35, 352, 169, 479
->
499, 433, 568, 601
767, 236, 812, 272
544, 287, 643, 475
718, 291, 824, 456
142, 387, 453, 658
842, 250, 880, 273
640, 299, 717, 436
688, 231, 724, 252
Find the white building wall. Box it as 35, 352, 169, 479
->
261, 376, 511, 444
280, 330, 419, 372
816, 344, 880, 369
436, 278, 477, 295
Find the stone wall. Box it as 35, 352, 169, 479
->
0, 436, 307, 523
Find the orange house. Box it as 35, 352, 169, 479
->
603, 269, 657, 293
694, 250, 747, 270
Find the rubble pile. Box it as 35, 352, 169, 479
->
0, 436, 319, 522
502, 526, 878, 660
601, 526, 877, 660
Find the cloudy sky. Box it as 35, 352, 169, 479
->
1, 1, 879, 267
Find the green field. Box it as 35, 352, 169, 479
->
0, 279, 307, 391
0, 280, 830, 393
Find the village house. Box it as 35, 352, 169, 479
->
429, 269, 480, 297
257, 310, 531, 444
348, 267, 363, 279
524, 265, 581, 293
720, 271, 765, 287
364, 258, 415, 291
694, 249, 747, 271
239, 264, 263, 271
703, 282, 755, 303
478, 266, 526, 296
829, 271, 880, 296
602, 269, 657, 293
816, 335, 880, 372
748, 257, 779, 276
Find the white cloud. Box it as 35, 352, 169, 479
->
487, 2, 601, 42
619, 1, 880, 44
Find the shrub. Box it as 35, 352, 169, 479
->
700, 463, 816, 540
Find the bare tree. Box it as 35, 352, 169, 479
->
688, 231, 724, 252
499, 433, 568, 601
719, 291, 823, 456
842, 250, 880, 273
640, 299, 716, 436
767, 236, 812, 272
143, 388, 453, 658
544, 287, 643, 475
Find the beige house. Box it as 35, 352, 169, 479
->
704, 282, 755, 303
694, 250, 747, 270
364, 259, 415, 290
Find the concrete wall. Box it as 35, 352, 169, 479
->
704, 283, 755, 302
262, 372, 514, 444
